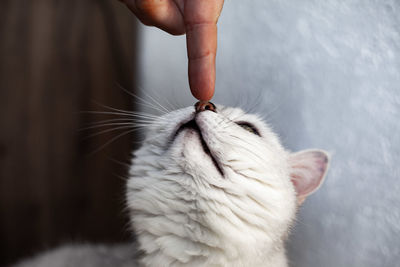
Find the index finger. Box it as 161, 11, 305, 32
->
185, 0, 224, 101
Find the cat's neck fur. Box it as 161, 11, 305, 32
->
138, 233, 288, 267
135, 214, 289, 266
127, 164, 295, 267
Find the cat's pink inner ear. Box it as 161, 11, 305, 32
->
289, 150, 329, 199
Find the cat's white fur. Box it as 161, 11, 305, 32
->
13, 105, 329, 267
126, 105, 328, 267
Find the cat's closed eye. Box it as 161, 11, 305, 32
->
236, 122, 261, 136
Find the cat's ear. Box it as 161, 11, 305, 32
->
289, 150, 329, 205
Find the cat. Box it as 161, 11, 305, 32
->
13, 104, 329, 267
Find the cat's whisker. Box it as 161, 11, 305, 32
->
90, 121, 164, 130
141, 91, 171, 113
91, 116, 161, 124
116, 83, 167, 114
263, 102, 283, 122
226, 134, 267, 163
80, 115, 159, 126
107, 156, 132, 169
89, 127, 140, 155
217, 116, 241, 130
91, 102, 167, 121
83, 125, 142, 139
89, 102, 163, 120
93, 121, 154, 128
161, 93, 176, 111
79, 122, 148, 132
247, 91, 264, 114
80, 111, 164, 122
80, 110, 138, 117
143, 85, 178, 111
91, 100, 135, 115
86, 118, 144, 127
135, 101, 166, 114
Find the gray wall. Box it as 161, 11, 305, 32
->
136, 0, 400, 266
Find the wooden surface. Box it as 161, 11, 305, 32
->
0, 0, 138, 265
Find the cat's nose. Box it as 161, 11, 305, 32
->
195, 101, 216, 113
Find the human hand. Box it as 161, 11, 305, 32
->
119, 0, 224, 101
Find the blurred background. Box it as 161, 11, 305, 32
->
1, 0, 400, 266
0, 0, 137, 265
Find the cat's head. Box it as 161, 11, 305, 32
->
126, 105, 329, 266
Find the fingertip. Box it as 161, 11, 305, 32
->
189, 58, 215, 101
191, 86, 214, 101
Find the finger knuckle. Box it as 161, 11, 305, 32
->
135, 0, 161, 15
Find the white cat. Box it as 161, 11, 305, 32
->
128, 103, 329, 267
14, 104, 329, 267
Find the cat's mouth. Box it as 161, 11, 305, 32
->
174, 120, 224, 176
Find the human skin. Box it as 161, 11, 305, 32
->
119, 0, 224, 101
